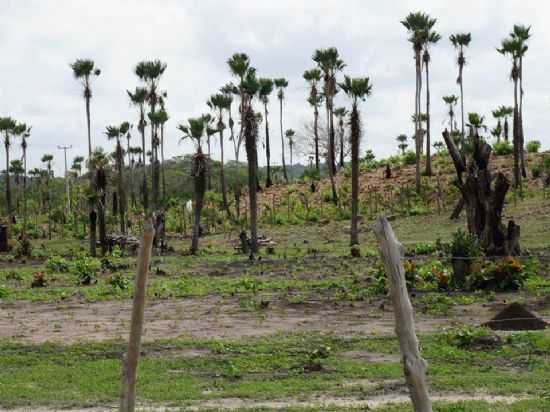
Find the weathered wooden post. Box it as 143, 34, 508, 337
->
119, 221, 155, 412
372, 216, 432, 412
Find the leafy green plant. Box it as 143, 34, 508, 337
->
532, 164, 542, 178
0, 284, 8, 298
402, 150, 416, 165
526, 140, 541, 153
71, 253, 101, 285
107, 273, 129, 291
467, 256, 533, 291
444, 325, 494, 349
46, 255, 70, 273
492, 141, 513, 156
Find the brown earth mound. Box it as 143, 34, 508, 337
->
484, 302, 548, 331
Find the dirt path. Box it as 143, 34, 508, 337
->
2, 295, 546, 344
0, 394, 529, 411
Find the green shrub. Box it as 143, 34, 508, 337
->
107, 273, 129, 290
46, 255, 70, 273
526, 140, 541, 153
0, 284, 8, 298
444, 325, 493, 349
493, 141, 513, 156
403, 151, 416, 165
467, 256, 533, 291
71, 253, 101, 285
532, 164, 542, 178
448, 229, 480, 258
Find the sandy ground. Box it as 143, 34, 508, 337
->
1, 294, 547, 344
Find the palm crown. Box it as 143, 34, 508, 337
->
339, 76, 372, 106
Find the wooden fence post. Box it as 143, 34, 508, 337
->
371, 216, 432, 412
119, 220, 155, 412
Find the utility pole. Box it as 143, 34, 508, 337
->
57, 145, 72, 214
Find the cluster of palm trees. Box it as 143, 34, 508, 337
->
400, 12, 531, 194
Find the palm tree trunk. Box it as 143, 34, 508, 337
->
191, 155, 206, 255
85, 91, 97, 256
117, 141, 126, 234
518, 56, 526, 178
279, 98, 288, 183
414, 49, 421, 193
326, 103, 338, 205
339, 120, 344, 169
264, 103, 272, 187
329, 100, 336, 175
218, 127, 229, 214
513, 76, 521, 191
5, 142, 11, 224
244, 105, 258, 254
22, 147, 27, 244
140, 111, 148, 212
350, 106, 360, 246
425, 59, 432, 176
161, 123, 167, 198
314, 106, 320, 172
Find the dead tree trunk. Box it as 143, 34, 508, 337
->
372, 216, 432, 412
119, 221, 155, 412
442, 129, 520, 255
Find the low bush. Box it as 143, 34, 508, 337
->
526, 140, 541, 153
492, 141, 513, 156
46, 255, 70, 273
71, 253, 101, 285
403, 150, 416, 165
467, 256, 534, 291
107, 273, 129, 290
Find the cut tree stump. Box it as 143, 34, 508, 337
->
372, 216, 432, 412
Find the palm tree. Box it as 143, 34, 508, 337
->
70, 59, 100, 157
158, 91, 169, 197
498, 105, 514, 142
241, 68, 261, 254
491, 107, 503, 142
285, 129, 296, 175
303, 68, 323, 172
15, 122, 31, 248
334, 107, 349, 169
498, 36, 524, 189
71, 59, 100, 256
135, 60, 167, 211
127, 87, 149, 211
274, 78, 289, 183
9, 160, 23, 215
511, 24, 531, 178
0, 117, 16, 225
256, 78, 275, 187
402, 12, 432, 192
178, 116, 208, 254
449, 33, 472, 149
396, 134, 408, 155
442, 95, 458, 133
466, 112, 486, 137
41, 154, 54, 240
106, 123, 128, 233
313, 47, 345, 203
422, 22, 441, 176
207, 93, 232, 213
88, 148, 109, 255
339, 75, 372, 248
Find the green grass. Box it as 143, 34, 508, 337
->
0, 331, 548, 409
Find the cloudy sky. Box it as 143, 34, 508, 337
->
1, 0, 549, 175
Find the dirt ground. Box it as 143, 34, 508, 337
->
1, 294, 548, 344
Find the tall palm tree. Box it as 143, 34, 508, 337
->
396, 134, 408, 155
71, 59, 100, 256
88, 149, 109, 255
442, 95, 458, 133
339, 76, 372, 248
241, 68, 261, 254
511, 24, 531, 178
257, 78, 275, 187
0, 117, 16, 225
303, 68, 323, 172
449, 33, 472, 149
127, 87, 149, 211
106, 123, 129, 233
41, 154, 54, 240
178, 116, 208, 254
422, 24, 441, 176
402, 12, 432, 192
498, 36, 524, 189
313, 47, 345, 203
207, 93, 232, 213
274, 78, 289, 183
158, 91, 169, 197
135, 60, 167, 211
15, 122, 31, 248
334, 107, 349, 169
285, 129, 296, 175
